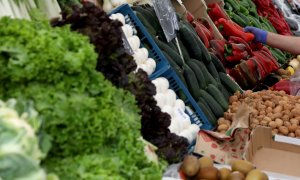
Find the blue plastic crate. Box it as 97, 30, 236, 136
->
109, 4, 170, 79
158, 68, 214, 130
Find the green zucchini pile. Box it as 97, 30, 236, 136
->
133, 5, 242, 128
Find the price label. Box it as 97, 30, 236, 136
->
121, 32, 134, 55
152, 0, 179, 42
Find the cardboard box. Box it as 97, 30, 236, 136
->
245, 126, 300, 177
171, 0, 223, 39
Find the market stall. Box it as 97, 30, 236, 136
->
1, 0, 300, 179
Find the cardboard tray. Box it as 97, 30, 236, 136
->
245, 126, 300, 178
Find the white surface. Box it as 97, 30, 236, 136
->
274, 135, 300, 146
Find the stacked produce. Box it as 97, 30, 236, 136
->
51, 2, 189, 163
222, 0, 291, 65
110, 12, 157, 75
0, 15, 165, 179
152, 77, 200, 143
272, 0, 300, 36
132, 5, 242, 126
206, 3, 281, 90
217, 90, 300, 138
180, 155, 268, 180
251, 0, 292, 36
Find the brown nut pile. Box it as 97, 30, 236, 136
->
217, 90, 300, 138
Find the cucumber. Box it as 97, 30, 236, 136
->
179, 23, 202, 60
142, 7, 162, 31
219, 72, 243, 94
178, 90, 187, 102
199, 89, 224, 118
177, 37, 191, 62
153, 37, 184, 67
190, 59, 218, 88
183, 64, 201, 100
186, 61, 206, 89
206, 61, 221, 84
206, 84, 229, 111
135, 11, 156, 36
197, 101, 217, 126
191, 32, 211, 64
221, 83, 232, 100
211, 53, 226, 73
162, 51, 187, 87
169, 39, 181, 53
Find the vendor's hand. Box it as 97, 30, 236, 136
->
244, 26, 268, 44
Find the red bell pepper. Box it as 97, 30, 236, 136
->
239, 60, 257, 86
207, 3, 229, 22
249, 42, 263, 51
258, 50, 280, 70
246, 59, 260, 81
210, 39, 226, 54
199, 18, 215, 39
216, 18, 254, 42
248, 56, 266, 80
228, 36, 253, 55
252, 51, 279, 74
192, 21, 210, 48
229, 66, 249, 89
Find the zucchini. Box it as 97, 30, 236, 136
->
219, 72, 243, 94
206, 84, 229, 111
197, 100, 217, 126
190, 59, 218, 88
206, 61, 221, 84
211, 53, 226, 73
183, 64, 201, 100
186, 61, 206, 89
153, 37, 184, 67
199, 89, 224, 118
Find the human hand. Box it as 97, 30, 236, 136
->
244, 26, 268, 44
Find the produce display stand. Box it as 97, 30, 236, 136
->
2, 0, 300, 179
110, 4, 215, 130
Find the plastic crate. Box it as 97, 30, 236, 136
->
158, 68, 214, 130
109, 4, 170, 79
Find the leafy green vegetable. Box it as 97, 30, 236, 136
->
0, 99, 50, 180
0, 17, 165, 178
52, 2, 190, 163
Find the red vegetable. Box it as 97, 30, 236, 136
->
216, 18, 254, 42
200, 18, 215, 39
192, 21, 210, 48
207, 3, 229, 22
228, 36, 253, 55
